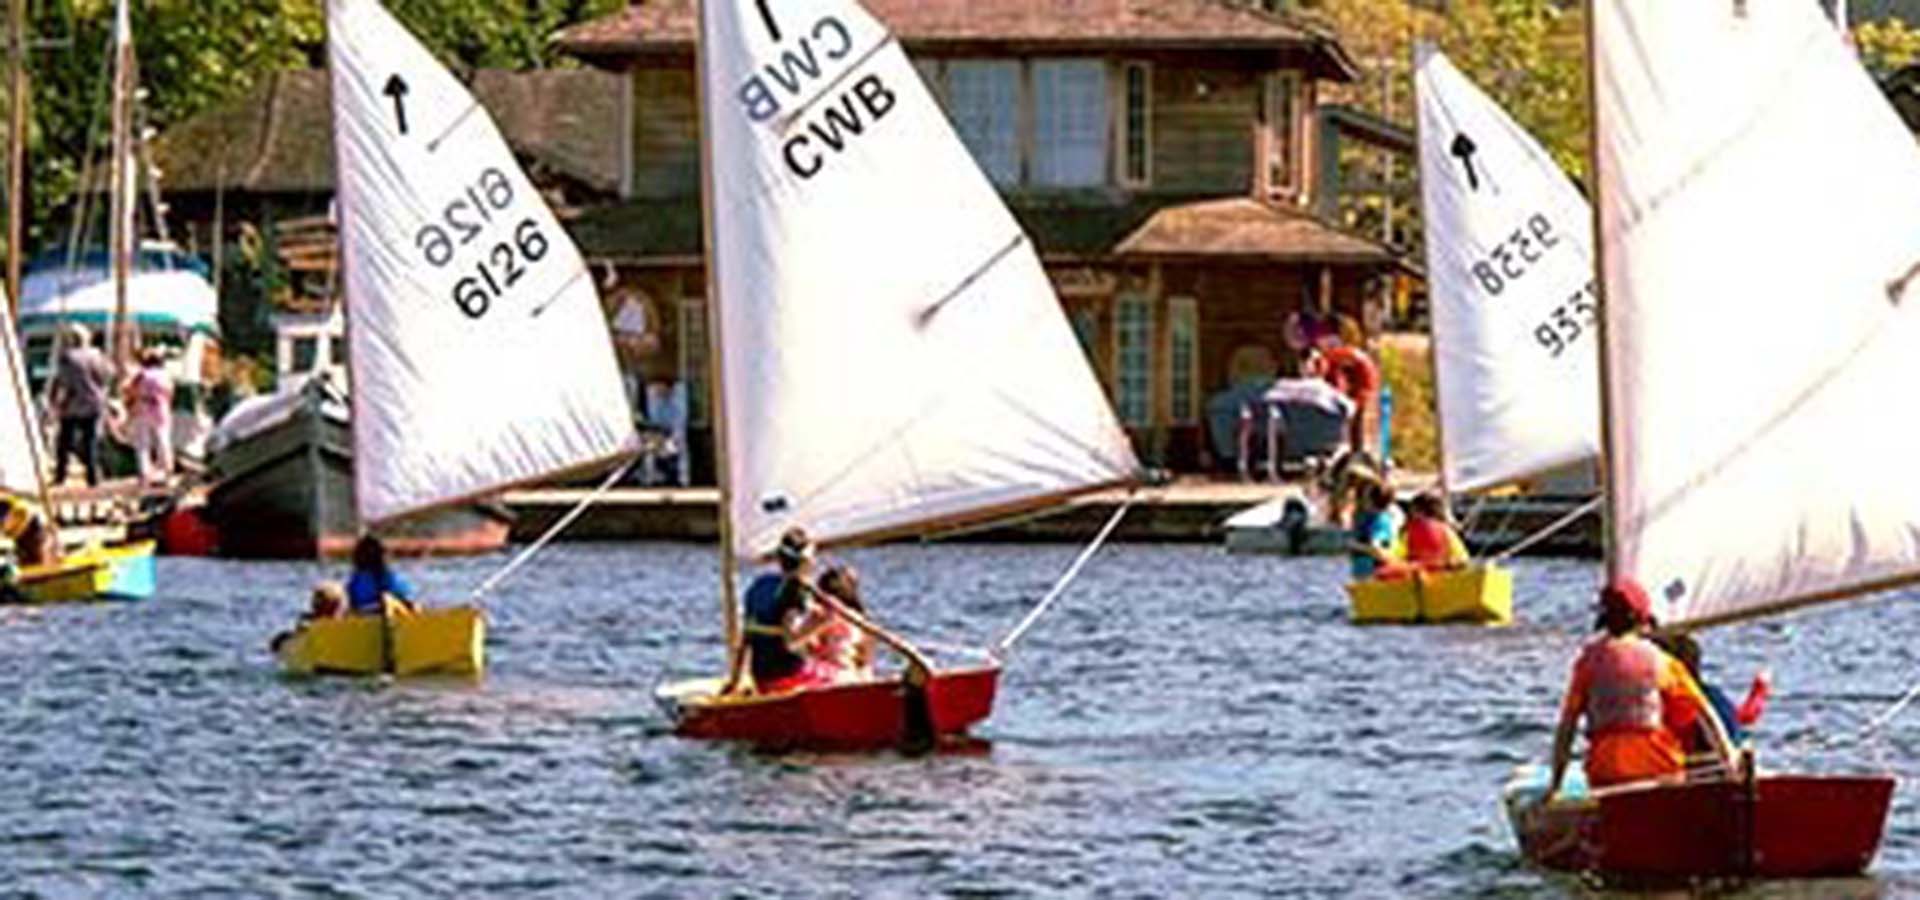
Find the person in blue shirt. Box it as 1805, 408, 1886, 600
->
1347, 480, 1403, 580
724, 527, 834, 694
346, 535, 415, 615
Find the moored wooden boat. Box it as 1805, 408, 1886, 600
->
1347, 563, 1511, 625
1502, 766, 1894, 880
657, 664, 1001, 750
205, 379, 512, 559
275, 606, 486, 677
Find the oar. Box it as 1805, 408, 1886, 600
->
804, 581, 937, 754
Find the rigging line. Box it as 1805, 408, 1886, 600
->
1778, 675, 1920, 753
991, 491, 1137, 659
466, 454, 638, 602
1491, 496, 1602, 563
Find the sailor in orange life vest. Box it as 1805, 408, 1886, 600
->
1401, 491, 1470, 572
1546, 580, 1738, 798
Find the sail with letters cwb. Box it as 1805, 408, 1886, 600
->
1414, 45, 1599, 494
701, 0, 1139, 559
328, 0, 637, 525
1595, 0, 1920, 628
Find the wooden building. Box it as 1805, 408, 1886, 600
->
555, 0, 1410, 475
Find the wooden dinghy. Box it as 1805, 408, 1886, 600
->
1346, 564, 1512, 625
1503, 766, 1893, 880
275, 605, 486, 677
657, 665, 1001, 751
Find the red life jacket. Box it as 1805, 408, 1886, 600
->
1581, 637, 1665, 736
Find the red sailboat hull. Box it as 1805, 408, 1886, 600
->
658, 664, 1000, 750
1509, 774, 1894, 880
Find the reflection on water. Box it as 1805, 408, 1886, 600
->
0, 543, 1915, 895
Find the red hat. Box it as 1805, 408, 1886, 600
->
1599, 579, 1653, 623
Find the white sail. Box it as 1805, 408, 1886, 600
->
328, 0, 637, 524
700, 0, 1138, 559
0, 291, 45, 498
1595, 0, 1920, 627
1415, 46, 1600, 493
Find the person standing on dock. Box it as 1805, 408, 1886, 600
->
1545, 580, 1737, 796
47, 324, 112, 487
125, 347, 175, 487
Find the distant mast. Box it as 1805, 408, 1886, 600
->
107, 0, 134, 371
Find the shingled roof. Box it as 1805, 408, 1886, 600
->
1114, 197, 1404, 267
555, 0, 1357, 81
152, 68, 626, 196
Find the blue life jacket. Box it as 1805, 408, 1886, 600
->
347, 569, 414, 614
743, 573, 805, 684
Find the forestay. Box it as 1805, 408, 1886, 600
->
1595, 0, 1920, 627
701, 0, 1138, 559
328, 0, 637, 525
1415, 45, 1599, 493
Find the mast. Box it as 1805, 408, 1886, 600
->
107, 0, 134, 372
1581, 0, 1623, 584
694, 0, 741, 668
1410, 43, 1453, 501
5, 0, 24, 318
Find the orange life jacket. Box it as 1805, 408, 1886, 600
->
1581, 637, 1665, 736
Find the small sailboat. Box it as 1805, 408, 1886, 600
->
1505, 0, 1910, 878
274, 0, 638, 676
1346, 46, 1605, 625
653, 0, 1140, 748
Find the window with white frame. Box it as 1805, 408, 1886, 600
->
1121, 62, 1152, 187
1114, 294, 1154, 426
1032, 59, 1109, 187
946, 60, 1022, 186
1168, 297, 1199, 425
1266, 71, 1300, 195
679, 297, 710, 427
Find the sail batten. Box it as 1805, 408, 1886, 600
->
1595, 0, 1920, 627
328, 0, 637, 526
1415, 45, 1600, 494
701, 0, 1138, 561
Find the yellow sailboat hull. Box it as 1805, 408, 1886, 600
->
276, 606, 485, 677
14, 541, 158, 603
1347, 564, 1513, 625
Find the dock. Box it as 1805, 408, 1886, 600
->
501, 476, 1440, 544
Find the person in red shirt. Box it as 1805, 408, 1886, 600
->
1317, 336, 1379, 456
1546, 580, 1737, 796
1402, 491, 1470, 572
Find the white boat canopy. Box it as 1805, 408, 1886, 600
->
18, 247, 218, 336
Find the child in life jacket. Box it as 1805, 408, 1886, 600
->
1402, 491, 1471, 572
814, 564, 877, 683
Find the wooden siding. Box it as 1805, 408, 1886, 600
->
1150, 65, 1260, 195
631, 66, 701, 200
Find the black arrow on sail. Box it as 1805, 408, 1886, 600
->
384, 75, 411, 135
1450, 132, 1481, 191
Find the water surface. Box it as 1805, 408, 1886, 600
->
1, 543, 1914, 896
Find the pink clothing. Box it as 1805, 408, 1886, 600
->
128, 367, 174, 425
